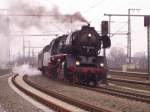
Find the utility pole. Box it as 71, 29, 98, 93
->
70, 17, 73, 33
32, 48, 35, 57
127, 8, 140, 64
148, 26, 150, 80
1, 9, 10, 64
23, 34, 25, 64
144, 16, 150, 80
28, 41, 30, 57
127, 9, 131, 64
7, 14, 11, 65
3, 9, 11, 64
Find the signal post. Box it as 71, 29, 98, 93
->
148, 26, 150, 80
101, 21, 109, 67
144, 16, 150, 80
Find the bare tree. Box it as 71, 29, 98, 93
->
107, 47, 126, 69
133, 52, 147, 71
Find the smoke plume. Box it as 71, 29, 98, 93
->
51, 6, 88, 23
8, 1, 47, 29
8, 1, 88, 30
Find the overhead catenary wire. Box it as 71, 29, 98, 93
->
83, 0, 107, 13
84, 0, 116, 26
111, 22, 128, 37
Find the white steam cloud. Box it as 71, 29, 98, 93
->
13, 64, 41, 76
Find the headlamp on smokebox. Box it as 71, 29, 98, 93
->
75, 61, 80, 66
100, 63, 104, 67
88, 33, 92, 37
57, 59, 61, 62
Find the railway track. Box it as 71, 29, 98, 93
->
12, 74, 112, 112
23, 74, 150, 104
109, 70, 148, 80
78, 84, 150, 104
11, 74, 71, 112
108, 77, 150, 91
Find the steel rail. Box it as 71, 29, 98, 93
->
78, 85, 150, 104
108, 78, 150, 86
109, 70, 148, 79
11, 74, 71, 112
23, 75, 112, 112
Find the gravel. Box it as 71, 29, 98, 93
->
0, 73, 44, 112
29, 75, 150, 112
108, 75, 146, 81
0, 69, 12, 76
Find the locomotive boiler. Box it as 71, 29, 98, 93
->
38, 24, 111, 86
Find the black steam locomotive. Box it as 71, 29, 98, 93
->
38, 24, 111, 86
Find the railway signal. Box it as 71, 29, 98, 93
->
101, 21, 109, 66
101, 21, 108, 35
144, 16, 150, 26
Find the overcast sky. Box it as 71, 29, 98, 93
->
0, 0, 150, 63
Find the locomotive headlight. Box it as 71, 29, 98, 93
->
58, 59, 61, 62
100, 63, 104, 67
76, 61, 80, 66
88, 33, 92, 37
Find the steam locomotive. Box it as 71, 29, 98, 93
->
38, 24, 111, 86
